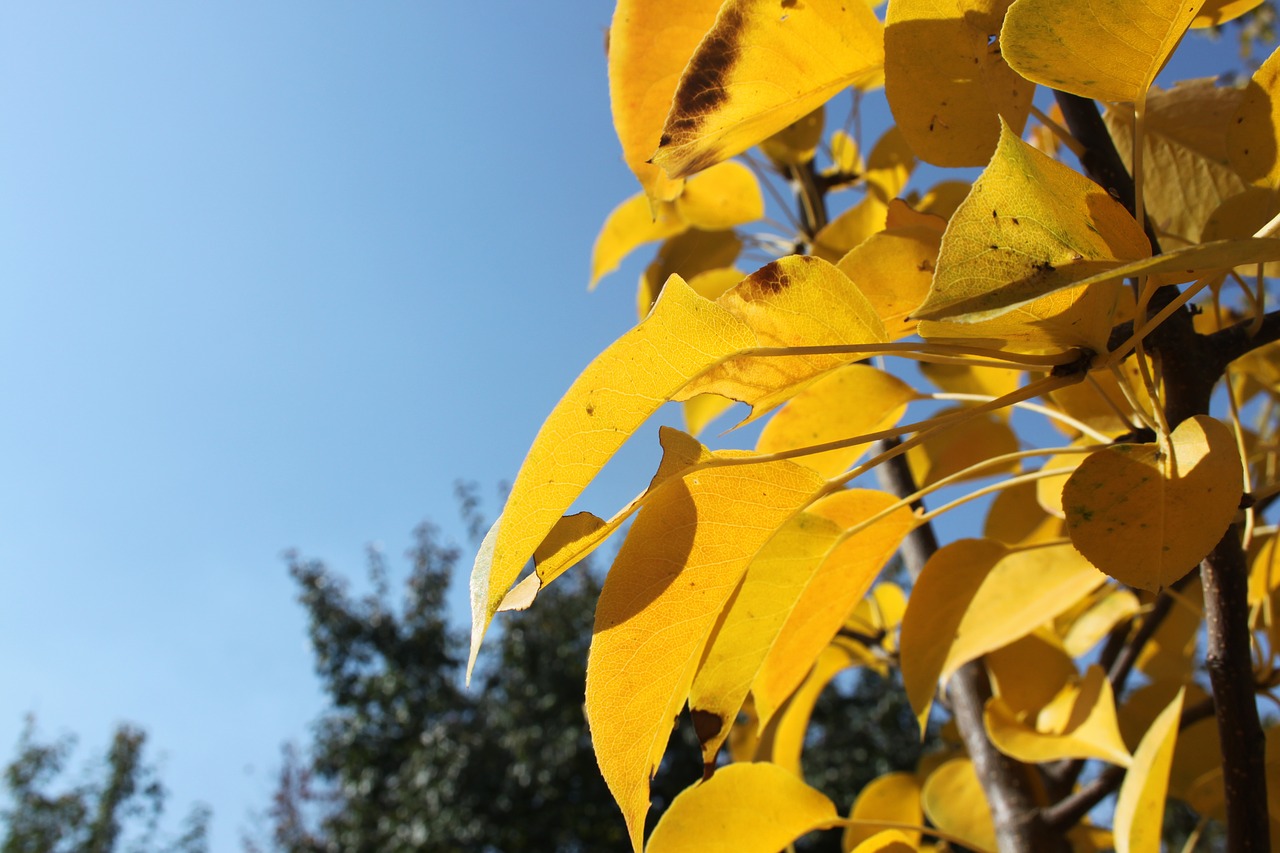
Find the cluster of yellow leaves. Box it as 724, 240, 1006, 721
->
475, 0, 1280, 849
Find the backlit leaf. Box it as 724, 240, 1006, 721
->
1001, 0, 1204, 104
1228, 44, 1280, 187
760, 105, 825, 166
753, 490, 916, 726
984, 664, 1132, 766
921, 758, 997, 853
885, 0, 1035, 166
1193, 0, 1265, 25
639, 229, 743, 319
469, 278, 757, 675
843, 773, 924, 851
913, 122, 1149, 324
586, 448, 825, 849
652, 0, 884, 180
984, 480, 1063, 546
907, 409, 1020, 488
756, 365, 918, 478
901, 540, 1106, 727
837, 225, 942, 340
645, 762, 838, 853
607, 0, 724, 201
1113, 689, 1185, 853
849, 831, 918, 853
1061, 587, 1141, 657
1063, 415, 1243, 591
755, 643, 859, 777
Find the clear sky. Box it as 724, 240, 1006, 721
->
0, 3, 1264, 850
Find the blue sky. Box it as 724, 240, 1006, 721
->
0, 3, 1265, 850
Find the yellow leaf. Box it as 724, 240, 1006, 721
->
591, 161, 763, 288
921, 758, 997, 853
913, 122, 1149, 324
900, 540, 1106, 727
1061, 587, 1141, 658
1063, 415, 1243, 592
754, 490, 916, 726
639, 229, 743, 319
607, 0, 723, 201
847, 582, 909, 653
652, 0, 884, 180
865, 125, 917, 204
1228, 44, 1280, 187
837, 225, 942, 340
1192, 0, 1265, 26
986, 630, 1076, 715
756, 365, 918, 478
755, 643, 859, 776
907, 409, 1020, 488
1133, 581, 1204, 682
1045, 365, 1150, 439
917, 180, 973, 220
468, 279, 759, 674
1000, 0, 1204, 104
586, 449, 826, 850
984, 664, 1132, 766
1035, 445, 1091, 519
885, 0, 1035, 166
1103, 79, 1248, 246
814, 127, 917, 261
688, 510, 843, 761
760, 105, 826, 166
681, 255, 889, 419
919, 361, 1021, 403
983, 480, 1063, 546
683, 393, 738, 438
645, 762, 838, 853
843, 773, 924, 851
849, 831, 919, 853
1250, 532, 1280, 606
1113, 689, 1185, 853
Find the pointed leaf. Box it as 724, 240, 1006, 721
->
586, 449, 825, 850
843, 773, 924, 851
849, 831, 918, 853
1063, 415, 1243, 591
885, 0, 1035, 166
913, 122, 1149, 323
1001, 0, 1203, 104
756, 364, 918, 478
1114, 689, 1185, 853
607, 0, 724, 200
1193, 0, 1265, 26
652, 0, 885, 179
921, 758, 997, 853
645, 763, 838, 853
984, 664, 1132, 766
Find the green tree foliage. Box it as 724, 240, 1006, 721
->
0, 717, 209, 853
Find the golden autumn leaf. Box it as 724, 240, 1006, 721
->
984, 480, 1063, 546
1000, 0, 1203, 104
1104, 79, 1248, 247
645, 762, 838, 853
986, 630, 1076, 716
755, 643, 859, 777
1113, 689, 1185, 853
913, 122, 1149, 324
842, 772, 924, 851
652, 0, 884, 180
814, 127, 918, 261
681, 255, 889, 419
760, 105, 826, 166
1061, 587, 1141, 658
907, 409, 1020, 488
837, 225, 942, 340
756, 364, 918, 478
638, 229, 743, 319
921, 758, 997, 853
607, 0, 724, 201
885, 0, 1034, 167
900, 540, 1106, 727
1228, 44, 1280, 187
1063, 415, 1243, 592
591, 161, 763, 288
586, 449, 826, 850
687, 509, 843, 761
468, 277, 757, 675
984, 664, 1132, 766
849, 831, 919, 853
1193, 0, 1265, 25
1133, 581, 1204, 682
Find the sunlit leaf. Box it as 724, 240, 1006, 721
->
843, 772, 924, 851
1193, 0, 1265, 26
652, 0, 884, 180
639, 229, 743, 319
586, 448, 826, 850
1063, 415, 1243, 592
1228, 44, 1280, 187
468, 278, 758, 674
1061, 587, 1141, 658
984, 664, 1132, 766
756, 364, 918, 478
913, 122, 1149, 324
760, 105, 825, 166
591, 162, 763, 288
814, 128, 917, 261
755, 643, 859, 777
754, 490, 916, 726
1133, 580, 1204, 682
1104, 79, 1248, 246
986, 630, 1076, 715
1113, 689, 1184, 853
921, 758, 997, 853
607, 0, 724, 201
984, 480, 1063, 546
907, 409, 1020, 488
885, 0, 1034, 166
1035, 444, 1092, 519
837, 225, 942, 340
900, 540, 1106, 727
681, 256, 889, 419
645, 762, 838, 853
849, 831, 919, 853
1001, 0, 1203, 104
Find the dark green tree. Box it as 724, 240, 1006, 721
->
0, 717, 209, 853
